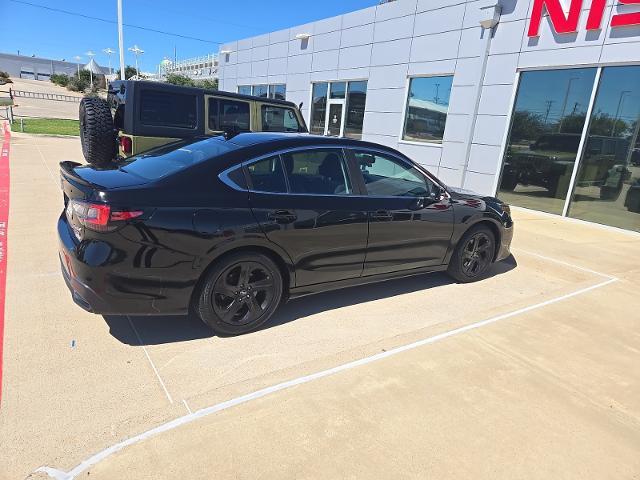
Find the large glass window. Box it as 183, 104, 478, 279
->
498, 68, 597, 215
568, 66, 640, 232
345, 81, 367, 140
281, 149, 352, 195
237, 85, 252, 96
402, 76, 453, 144
269, 84, 286, 100
252, 84, 268, 98
310, 81, 368, 138
310, 83, 329, 135
354, 151, 430, 197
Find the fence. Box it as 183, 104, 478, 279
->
10, 89, 82, 103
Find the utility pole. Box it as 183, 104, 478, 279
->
117, 0, 125, 79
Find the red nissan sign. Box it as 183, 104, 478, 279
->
528, 0, 640, 37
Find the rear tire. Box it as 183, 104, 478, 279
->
79, 97, 116, 167
196, 252, 283, 336
447, 225, 496, 283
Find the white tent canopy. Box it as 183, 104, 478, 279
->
83, 58, 103, 74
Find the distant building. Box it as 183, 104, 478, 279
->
0, 52, 109, 80
156, 54, 218, 81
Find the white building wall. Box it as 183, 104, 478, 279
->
218, 0, 640, 196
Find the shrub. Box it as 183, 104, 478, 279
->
115, 66, 140, 80
67, 76, 89, 92
0, 71, 9, 79
50, 73, 70, 86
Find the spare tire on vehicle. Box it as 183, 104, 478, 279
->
79, 96, 116, 166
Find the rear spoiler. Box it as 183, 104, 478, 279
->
59, 161, 96, 188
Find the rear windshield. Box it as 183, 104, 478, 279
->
119, 138, 234, 180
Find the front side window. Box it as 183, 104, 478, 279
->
402, 76, 453, 144
354, 151, 430, 197
246, 156, 287, 193
281, 149, 352, 195
209, 98, 250, 131
140, 90, 197, 129
497, 68, 597, 215
261, 106, 301, 132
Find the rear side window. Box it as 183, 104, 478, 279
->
261, 106, 301, 132
140, 90, 197, 129
120, 138, 234, 181
281, 149, 352, 195
246, 156, 287, 193
209, 98, 250, 131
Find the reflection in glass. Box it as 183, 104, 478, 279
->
330, 82, 346, 99
237, 85, 251, 96
498, 68, 597, 214
252, 84, 268, 98
344, 81, 368, 139
402, 76, 453, 143
269, 84, 286, 100
568, 66, 640, 232
310, 83, 328, 135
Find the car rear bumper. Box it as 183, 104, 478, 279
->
58, 213, 189, 315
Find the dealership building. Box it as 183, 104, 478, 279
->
217, 0, 640, 232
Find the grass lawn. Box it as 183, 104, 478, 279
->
15, 117, 79, 136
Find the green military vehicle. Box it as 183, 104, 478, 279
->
79, 80, 307, 166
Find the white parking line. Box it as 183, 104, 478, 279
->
127, 316, 174, 405
34, 255, 618, 480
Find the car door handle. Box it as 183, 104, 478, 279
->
267, 209, 297, 224
371, 210, 393, 221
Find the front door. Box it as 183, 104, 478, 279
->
325, 102, 344, 137
245, 148, 368, 287
348, 149, 455, 276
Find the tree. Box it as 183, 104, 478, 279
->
196, 78, 218, 90
115, 65, 140, 80
165, 74, 196, 87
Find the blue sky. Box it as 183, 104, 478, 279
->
0, 0, 375, 72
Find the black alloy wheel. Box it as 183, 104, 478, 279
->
447, 225, 495, 283
461, 232, 492, 277
197, 252, 283, 336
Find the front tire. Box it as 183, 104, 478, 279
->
447, 225, 496, 283
196, 252, 283, 336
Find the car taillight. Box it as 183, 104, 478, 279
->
68, 200, 143, 233
120, 136, 132, 155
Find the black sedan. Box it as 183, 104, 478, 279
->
59, 133, 513, 335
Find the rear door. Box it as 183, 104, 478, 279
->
347, 149, 454, 276
245, 147, 368, 287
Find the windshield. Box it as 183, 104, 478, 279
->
119, 137, 235, 180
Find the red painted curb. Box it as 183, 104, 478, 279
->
0, 121, 10, 407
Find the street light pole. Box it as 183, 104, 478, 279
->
128, 45, 144, 77
117, 0, 125, 80
612, 90, 631, 136
103, 48, 115, 75
73, 56, 82, 77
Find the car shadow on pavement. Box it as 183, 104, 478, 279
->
104, 255, 517, 346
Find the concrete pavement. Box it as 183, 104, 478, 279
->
0, 131, 638, 479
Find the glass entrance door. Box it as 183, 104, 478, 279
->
325, 103, 344, 137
